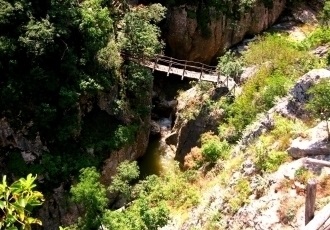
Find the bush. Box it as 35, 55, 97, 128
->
294, 167, 314, 184
227, 177, 252, 214
217, 50, 243, 81
201, 133, 231, 162
108, 161, 140, 199
256, 149, 289, 173
306, 79, 330, 141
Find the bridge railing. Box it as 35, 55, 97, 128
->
121, 52, 218, 74
121, 52, 237, 94
149, 54, 217, 75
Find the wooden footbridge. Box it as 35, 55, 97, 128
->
123, 53, 237, 93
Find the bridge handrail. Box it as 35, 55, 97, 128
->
121, 52, 218, 74
152, 54, 216, 70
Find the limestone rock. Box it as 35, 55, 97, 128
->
100, 121, 150, 186
171, 86, 225, 162
234, 69, 330, 154
240, 65, 259, 83
241, 158, 257, 176
165, 0, 286, 64
38, 184, 80, 230
0, 118, 46, 161
150, 120, 161, 136
165, 132, 178, 146
287, 121, 330, 159
290, 69, 330, 103
291, 3, 318, 24
312, 45, 330, 57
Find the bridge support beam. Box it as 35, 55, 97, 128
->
166, 57, 172, 77
182, 60, 187, 80
199, 64, 204, 81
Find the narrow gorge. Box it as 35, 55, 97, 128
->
1, 0, 329, 229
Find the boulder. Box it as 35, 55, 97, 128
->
0, 118, 47, 161
290, 69, 330, 103
287, 121, 330, 159
150, 120, 161, 136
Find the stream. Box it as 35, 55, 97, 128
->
138, 118, 176, 178
138, 72, 191, 178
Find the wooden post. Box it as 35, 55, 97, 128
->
167, 61, 172, 77
226, 75, 229, 88
305, 179, 317, 225
199, 64, 204, 81
217, 72, 220, 85
182, 60, 187, 80
303, 202, 330, 230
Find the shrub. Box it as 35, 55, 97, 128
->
227, 177, 252, 214
306, 79, 330, 141
270, 115, 308, 150
294, 167, 314, 184
256, 150, 289, 173
300, 27, 330, 50
217, 50, 243, 81
70, 167, 108, 230
201, 133, 231, 162
108, 161, 140, 199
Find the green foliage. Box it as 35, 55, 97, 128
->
109, 161, 140, 199
294, 167, 314, 184
79, 0, 112, 53
120, 4, 166, 56
71, 167, 108, 230
300, 28, 330, 49
69, 163, 173, 230
243, 34, 306, 74
218, 33, 319, 142
321, 0, 330, 27
133, 165, 200, 210
103, 199, 169, 230
269, 115, 308, 150
306, 79, 330, 140
201, 133, 231, 163
306, 79, 330, 120
0, 0, 165, 189
227, 177, 252, 214
0, 174, 44, 230
217, 50, 243, 81
18, 17, 55, 55
255, 148, 289, 173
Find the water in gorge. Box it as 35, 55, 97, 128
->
138, 71, 191, 178
138, 118, 176, 178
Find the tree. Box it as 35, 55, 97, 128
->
108, 161, 140, 199
217, 50, 243, 82
306, 79, 330, 141
0, 174, 44, 230
119, 4, 166, 57
70, 167, 108, 230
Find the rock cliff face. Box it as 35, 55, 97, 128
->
0, 86, 152, 229
166, 86, 226, 163
165, 0, 286, 64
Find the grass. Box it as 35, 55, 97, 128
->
241, 114, 309, 174
218, 33, 324, 142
